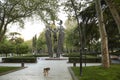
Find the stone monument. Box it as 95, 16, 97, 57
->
45, 20, 64, 58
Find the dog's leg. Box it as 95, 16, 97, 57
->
43, 70, 46, 76
46, 71, 48, 76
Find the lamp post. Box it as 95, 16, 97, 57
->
84, 48, 87, 67
80, 47, 83, 76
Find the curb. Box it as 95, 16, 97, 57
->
0, 67, 27, 76
68, 67, 79, 80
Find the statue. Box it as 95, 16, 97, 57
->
45, 25, 53, 57
45, 20, 64, 58
52, 28, 58, 43
57, 20, 64, 57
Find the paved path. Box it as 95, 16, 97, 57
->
0, 57, 101, 80
0, 57, 72, 80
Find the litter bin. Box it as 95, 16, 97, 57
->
73, 62, 76, 67
21, 62, 24, 67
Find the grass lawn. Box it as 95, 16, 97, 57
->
72, 64, 120, 80
0, 66, 21, 74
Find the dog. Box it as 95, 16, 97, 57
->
43, 67, 50, 76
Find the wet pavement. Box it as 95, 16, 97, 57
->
0, 57, 101, 80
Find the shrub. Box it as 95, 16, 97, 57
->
33, 54, 49, 57
62, 53, 80, 57
23, 54, 49, 57
62, 53, 100, 57
2, 57, 37, 63
16, 44, 29, 55
68, 57, 101, 63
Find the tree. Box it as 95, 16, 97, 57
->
32, 35, 37, 54
63, 0, 85, 76
8, 32, 21, 40
24, 40, 32, 53
63, 0, 93, 75
64, 19, 78, 53
0, 0, 59, 42
66, 28, 80, 52
79, 1, 120, 53
8, 32, 24, 44
104, 0, 120, 33
95, 0, 110, 68
0, 42, 15, 57
37, 31, 47, 54
16, 43, 29, 56
79, 3, 100, 52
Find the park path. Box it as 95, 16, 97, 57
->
0, 57, 101, 80
0, 57, 73, 80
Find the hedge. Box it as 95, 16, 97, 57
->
68, 57, 101, 63
62, 53, 100, 57
33, 54, 49, 57
2, 57, 37, 63
23, 54, 49, 57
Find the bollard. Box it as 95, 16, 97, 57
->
21, 62, 24, 67
73, 62, 76, 67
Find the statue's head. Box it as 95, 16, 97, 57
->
59, 20, 63, 25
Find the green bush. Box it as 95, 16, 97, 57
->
23, 54, 49, 57
16, 44, 29, 55
68, 57, 101, 63
2, 57, 37, 63
62, 53, 80, 57
62, 53, 99, 57
33, 54, 49, 57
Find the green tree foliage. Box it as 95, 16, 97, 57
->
8, 32, 21, 40
8, 32, 24, 44
104, 0, 120, 33
79, 1, 120, 52
16, 43, 29, 56
0, 39, 29, 57
0, 41, 15, 57
37, 31, 46, 53
24, 40, 32, 52
64, 18, 79, 52
32, 35, 37, 53
103, 6, 120, 52
79, 3, 100, 51
63, 0, 99, 52
0, 32, 28, 57
63, 0, 119, 68
0, 0, 59, 41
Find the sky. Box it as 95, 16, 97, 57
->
8, 20, 45, 41
8, 11, 67, 41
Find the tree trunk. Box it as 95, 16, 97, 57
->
104, 0, 120, 33
70, 0, 84, 76
95, 0, 110, 68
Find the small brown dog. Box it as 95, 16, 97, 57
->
43, 67, 50, 76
